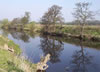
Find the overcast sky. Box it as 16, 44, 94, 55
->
0, 0, 100, 22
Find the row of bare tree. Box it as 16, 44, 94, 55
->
0, 2, 98, 38
40, 2, 95, 38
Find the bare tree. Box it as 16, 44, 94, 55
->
21, 12, 30, 25
73, 2, 94, 38
11, 18, 21, 25
41, 5, 64, 33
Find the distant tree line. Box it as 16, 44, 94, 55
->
65, 20, 100, 25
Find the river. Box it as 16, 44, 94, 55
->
0, 29, 100, 72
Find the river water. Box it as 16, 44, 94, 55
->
0, 30, 100, 72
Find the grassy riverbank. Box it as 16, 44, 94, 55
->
1, 24, 100, 41
0, 35, 36, 72
42, 25, 100, 41
60, 25, 100, 37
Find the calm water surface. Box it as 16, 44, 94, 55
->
0, 30, 100, 72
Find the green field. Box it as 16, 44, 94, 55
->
61, 25, 100, 37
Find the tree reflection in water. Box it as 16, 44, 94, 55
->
69, 40, 93, 72
40, 35, 64, 64
10, 31, 30, 42
1, 29, 35, 42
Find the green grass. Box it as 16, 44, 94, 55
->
24, 23, 42, 33
0, 49, 36, 72
0, 36, 6, 46
0, 49, 23, 72
0, 35, 21, 55
0, 35, 37, 72
60, 25, 100, 37
7, 40, 21, 55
